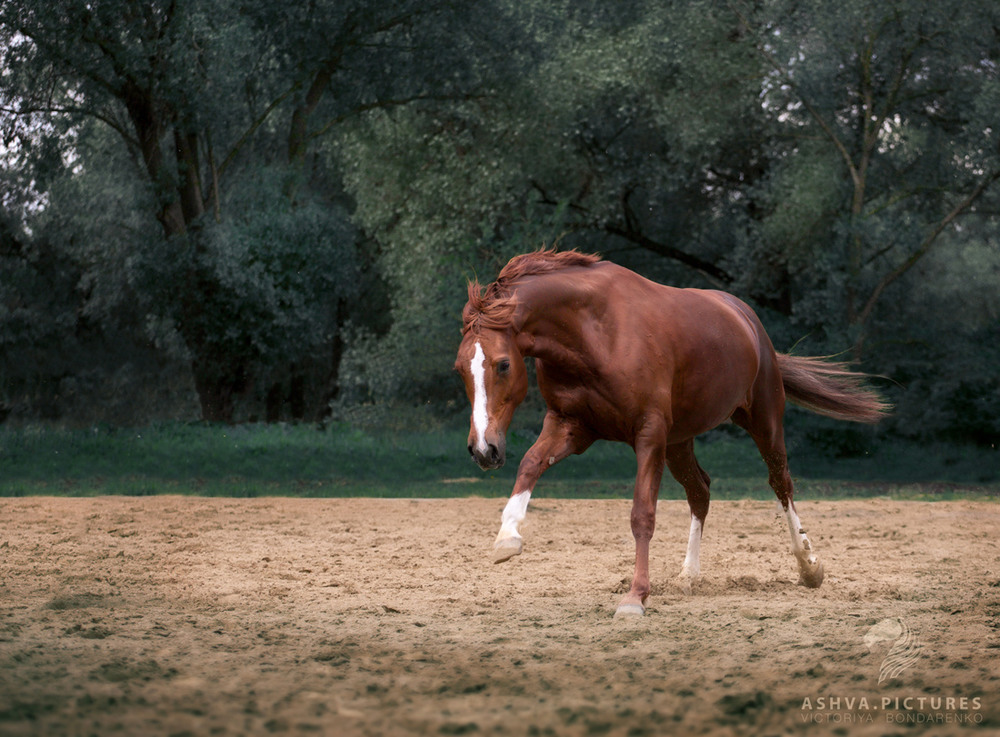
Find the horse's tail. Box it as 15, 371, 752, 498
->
776, 354, 890, 424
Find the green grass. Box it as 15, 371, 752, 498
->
0, 423, 996, 499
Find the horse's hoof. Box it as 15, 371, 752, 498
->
798, 558, 824, 588
676, 572, 698, 595
614, 603, 645, 618
493, 537, 523, 564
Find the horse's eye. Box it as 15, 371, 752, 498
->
497, 359, 511, 376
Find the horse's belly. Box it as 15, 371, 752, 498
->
664, 346, 761, 439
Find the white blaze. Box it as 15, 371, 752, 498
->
471, 341, 489, 454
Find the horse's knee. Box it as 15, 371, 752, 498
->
515, 451, 546, 480
630, 505, 656, 541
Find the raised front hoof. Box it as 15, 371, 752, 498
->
614, 602, 646, 618
797, 558, 825, 588
493, 537, 523, 564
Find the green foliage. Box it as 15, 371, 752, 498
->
744, 0, 1000, 338
0, 0, 997, 452
189, 174, 359, 366
871, 235, 1000, 445
0, 122, 197, 422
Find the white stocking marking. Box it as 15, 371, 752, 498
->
496, 490, 531, 543
680, 515, 703, 579
784, 504, 817, 567
471, 341, 489, 454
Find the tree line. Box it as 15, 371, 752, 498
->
1, 0, 998, 445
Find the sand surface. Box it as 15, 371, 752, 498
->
1, 496, 998, 736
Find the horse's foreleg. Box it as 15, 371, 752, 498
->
616, 428, 667, 617
493, 413, 592, 564
665, 441, 711, 592
493, 491, 530, 563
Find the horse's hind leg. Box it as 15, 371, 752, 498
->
665, 441, 710, 592
616, 422, 668, 617
733, 403, 825, 589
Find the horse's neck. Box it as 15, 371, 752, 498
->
516, 329, 586, 371
511, 278, 595, 372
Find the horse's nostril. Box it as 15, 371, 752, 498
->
488, 444, 502, 465
467, 444, 474, 457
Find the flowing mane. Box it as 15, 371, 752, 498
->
462, 249, 601, 334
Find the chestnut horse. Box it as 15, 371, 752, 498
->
454, 250, 888, 616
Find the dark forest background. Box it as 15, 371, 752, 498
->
1, 0, 998, 452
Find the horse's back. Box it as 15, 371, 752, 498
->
593, 262, 768, 363
590, 263, 776, 440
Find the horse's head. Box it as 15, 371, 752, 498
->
455, 328, 528, 470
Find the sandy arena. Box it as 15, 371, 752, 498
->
1, 496, 998, 736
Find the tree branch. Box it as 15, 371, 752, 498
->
0, 102, 136, 145
217, 86, 295, 178
308, 92, 488, 140
855, 168, 1000, 331
730, 2, 860, 188
604, 224, 733, 288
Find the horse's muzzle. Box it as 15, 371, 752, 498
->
469, 441, 505, 470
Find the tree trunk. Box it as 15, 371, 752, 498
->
286, 56, 342, 200
265, 382, 283, 423
191, 349, 246, 424
123, 83, 187, 238
317, 302, 347, 421
124, 84, 249, 422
